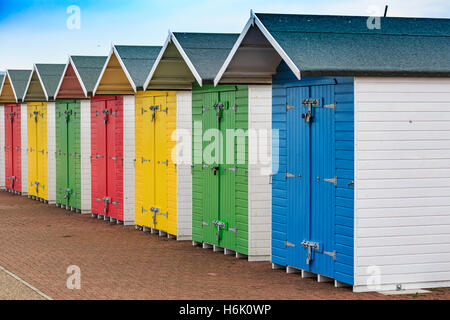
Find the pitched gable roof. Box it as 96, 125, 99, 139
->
24, 64, 65, 101
93, 45, 161, 95
144, 32, 239, 90
215, 12, 450, 84
0, 70, 32, 103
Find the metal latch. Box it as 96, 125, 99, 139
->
301, 241, 320, 265
213, 220, 226, 241
301, 99, 320, 123
324, 176, 337, 187
102, 109, 110, 124
102, 197, 111, 213
150, 105, 159, 122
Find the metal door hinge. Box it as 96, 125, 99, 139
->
202, 164, 208, 169
228, 167, 237, 173
285, 241, 296, 248
324, 176, 337, 187
161, 160, 168, 166
230, 105, 237, 111
347, 181, 354, 187
202, 107, 209, 113
160, 212, 168, 218
286, 104, 296, 111
285, 172, 296, 179
228, 227, 237, 233
202, 221, 209, 226
324, 250, 336, 260
161, 108, 168, 114
324, 102, 336, 111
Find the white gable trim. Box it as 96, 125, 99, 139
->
113, 45, 137, 92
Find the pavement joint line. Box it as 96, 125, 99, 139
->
0, 265, 53, 300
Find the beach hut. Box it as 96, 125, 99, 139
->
92, 45, 163, 225
53, 55, 107, 213
0, 73, 4, 189
215, 12, 450, 291
23, 63, 65, 203
0, 70, 32, 194
144, 32, 273, 260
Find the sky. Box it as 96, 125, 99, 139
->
0, 0, 449, 70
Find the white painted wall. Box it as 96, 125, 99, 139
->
248, 85, 272, 261
20, 103, 28, 195
0, 104, 4, 190
123, 95, 135, 225
47, 102, 56, 203
80, 99, 91, 213
176, 91, 192, 240
354, 77, 450, 292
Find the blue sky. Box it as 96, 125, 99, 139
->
1, 0, 449, 70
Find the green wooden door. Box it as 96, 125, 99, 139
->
67, 101, 81, 209
55, 101, 68, 206
218, 91, 236, 251
201, 92, 220, 245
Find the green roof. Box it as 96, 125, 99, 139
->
70, 56, 107, 95
114, 45, 162, 90
35, 64, 66, 100
255, 13, 450, 76
8, 70, 32, 101
173, 32, 239, 82
0, 73, 4, 87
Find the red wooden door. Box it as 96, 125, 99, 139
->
4, 104, 21, 192
105, 97, 123, 220
91, 96, 123, 220
91, 98, 108, 215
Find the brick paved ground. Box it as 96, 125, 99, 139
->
0, 191, 449, 300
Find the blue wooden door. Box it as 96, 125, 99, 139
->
286, 85, 336, 279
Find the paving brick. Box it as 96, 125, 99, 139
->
0, 190, 449, 300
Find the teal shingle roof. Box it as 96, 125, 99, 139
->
114, 46, 162, 90
173, 33, 239, 82
255, 13, 450, 76
8, 70, 32, 101
35, 64, 66, 100
70, 56, 107, 95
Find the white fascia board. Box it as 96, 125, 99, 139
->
113, 45, 137, 93
54, 57, 71, 99
92, 46, 115, 96
214, 13, 301, 86
69, 56, 89, 98
171, 32, 203, 87
143, 33, 171, 91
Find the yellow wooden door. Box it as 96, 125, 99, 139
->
154, 95, 168, 231
36, 103, 48, 200
27, 103, 38, 197
135, 93, 155, 227
134, 91, 177, 235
